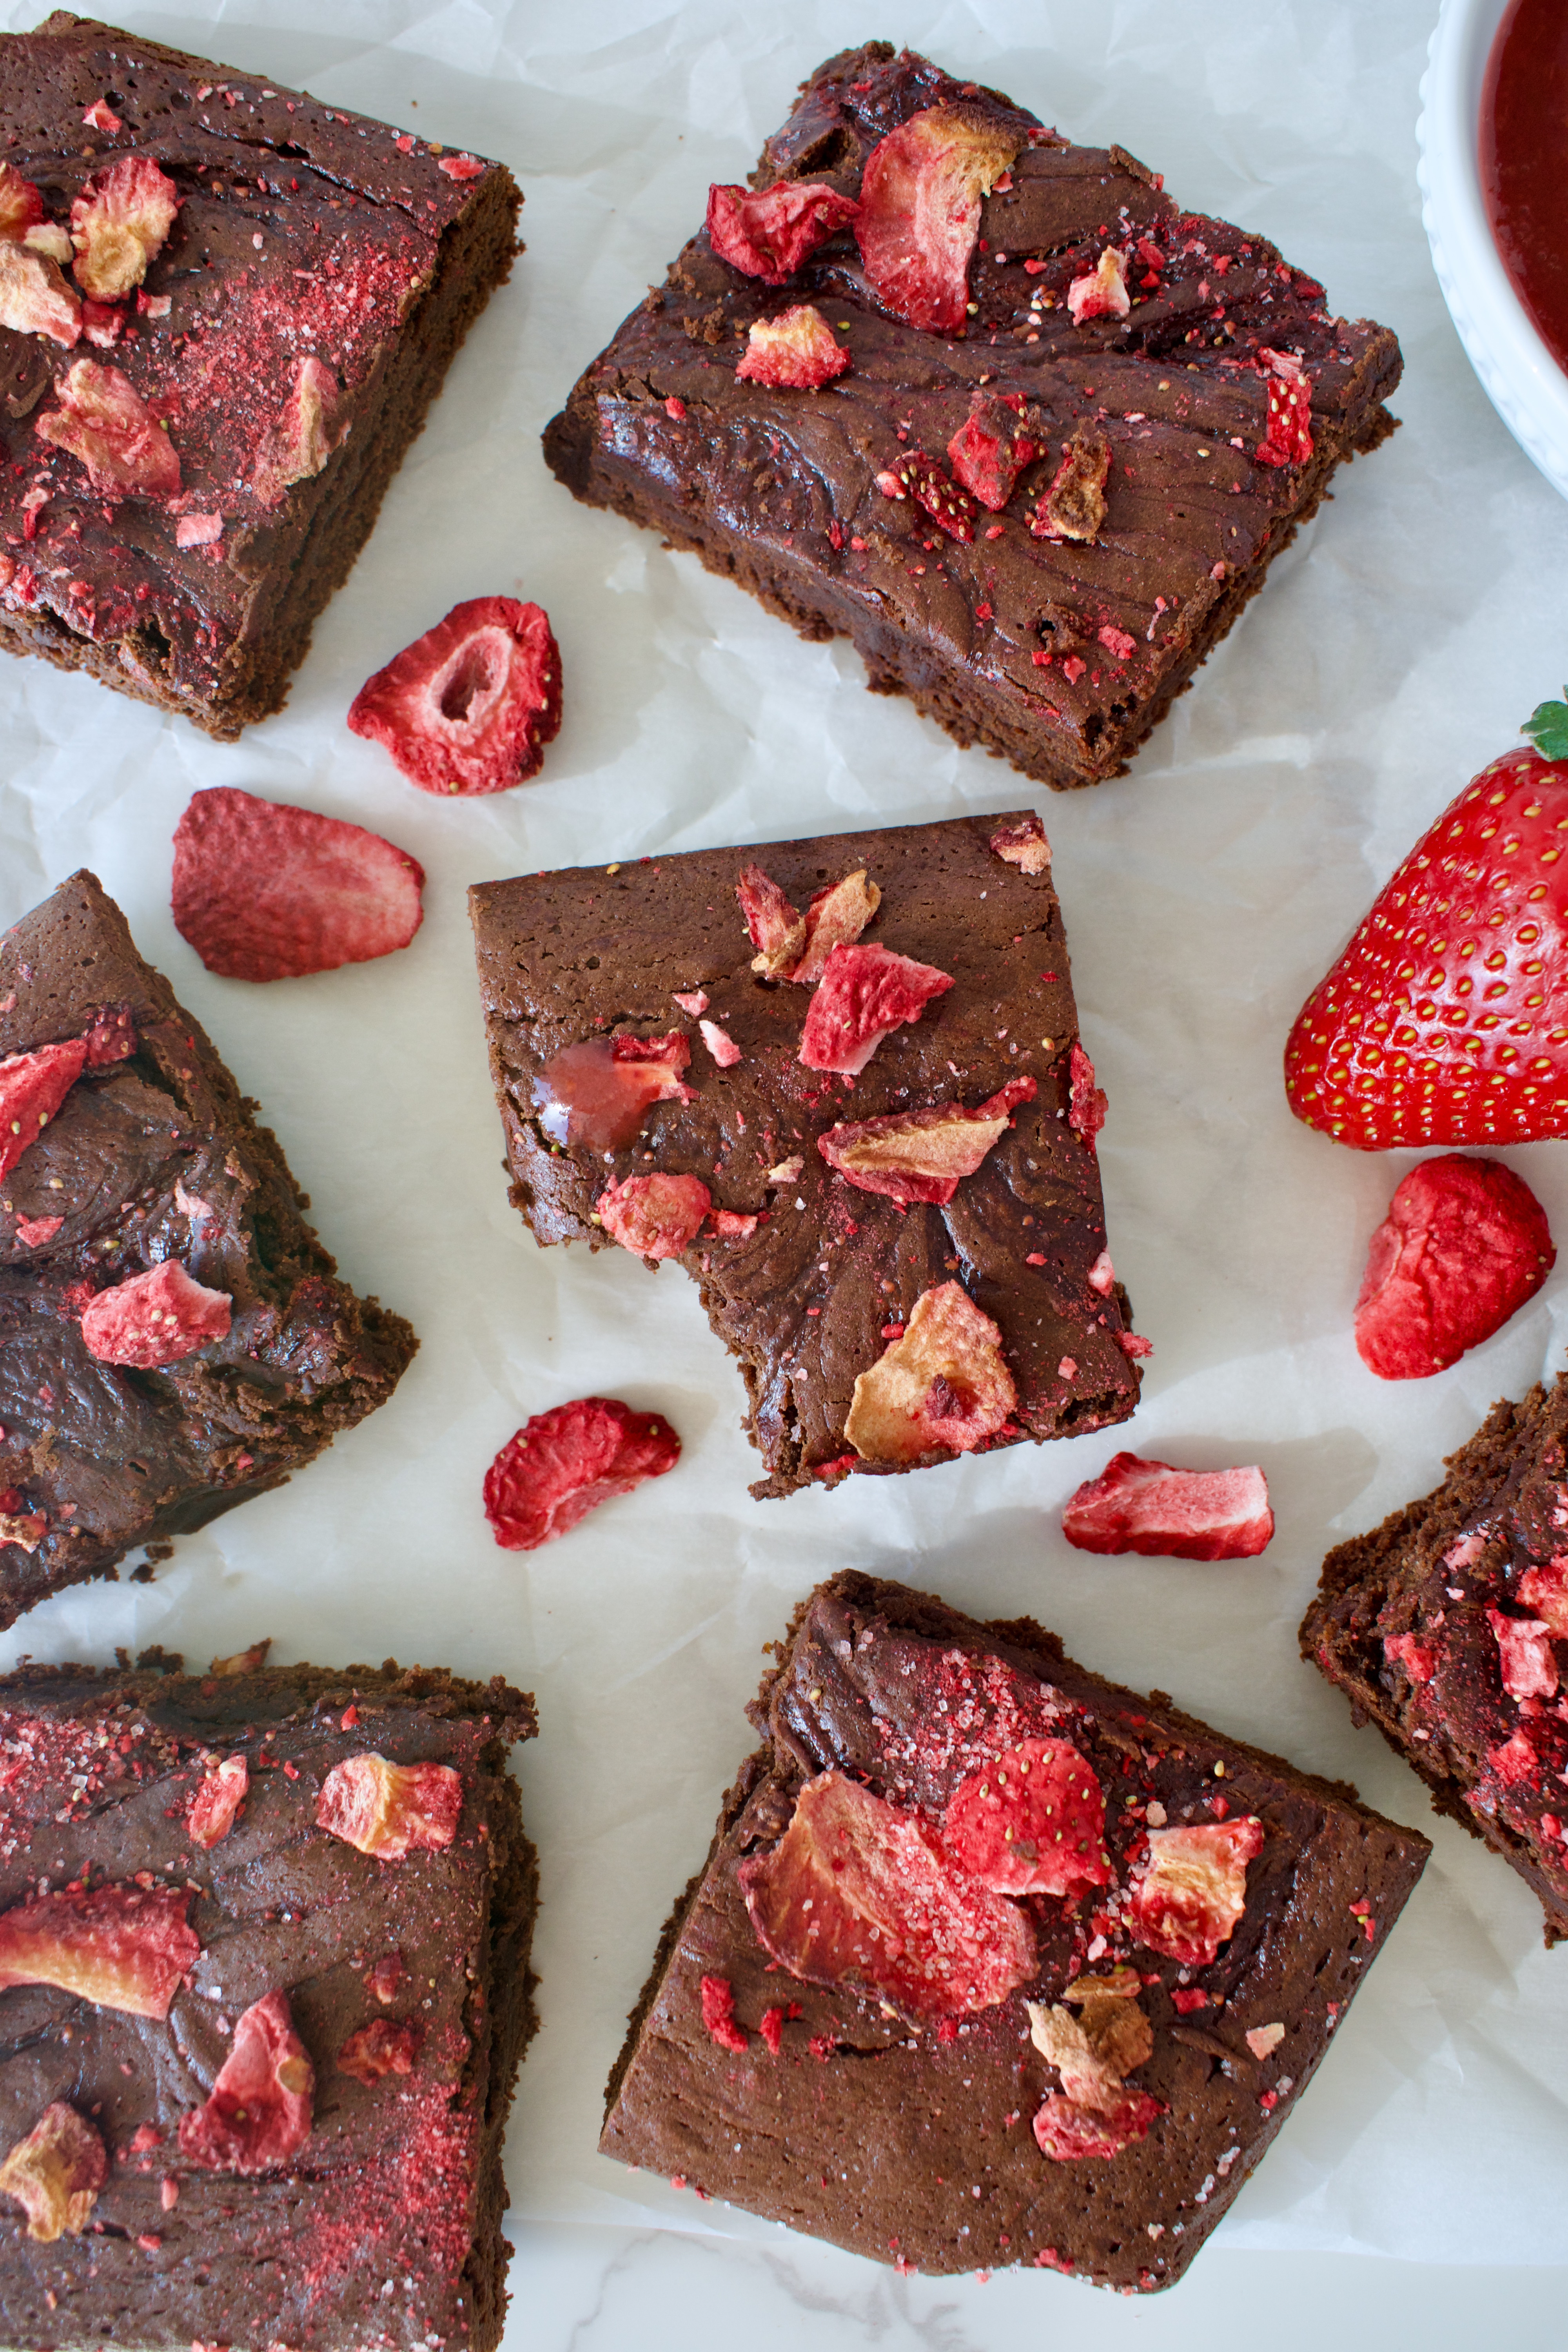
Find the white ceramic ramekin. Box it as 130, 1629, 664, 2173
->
1417, 0, 1568, 501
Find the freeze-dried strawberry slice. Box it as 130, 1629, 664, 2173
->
0, 2104, 105, 2243
735, 303, 850, 388
337, 2018, 420, 2083
1033, 2086, 1163, 2161
706, 180, 859, 283
877, 449, 978, 543
737, 1768, 1036, 2025
171, 786, 425, 982
251, 356, 341, 505
83, 1006, 134, 1066
317, 1754, 463, 1859
989, 815, 1051, 874
178, 1991, 314, 2175
845, 1279, 1016, 1464
739, 864, 881, 982
942, 1735, 1110, 1897
597, 1171, 711, 1259
854, 106, 1022, 334
188, 1755, 247, 1849
700, 1975, 748, 2054
0, 163, 44, 243
0, 242, 80, 345
1383, 1630, 1436, 1684
817, 1076, 1035, 1205
1027, 1974, 1152, 2109
1488, 1606, 1557, 1699
1125, 1819, 1265, 1966
1254, 348, 1313, 468
1035, 426, 1111, 543
535, 1032, 695, 1152
947, 394, 1037, 510
798, 942, 953, 1074
737, 864, 802, 966
0, 1037, 87, 1181
1353, 1155, 1553, 1379
1067, 247, 1130, 325
0, 1884, 199, 2017
70, 156, 180, 301
1519, 1557, 1568, 1633
484, 1396, 681, 1550
699, 1017, 742, 1067
1062, 1454, 1274, 1560
1068, 1040, 1107, 1143
80, 1259, 232, 1369
36, 358, 179, 496
348, 597, 563, 795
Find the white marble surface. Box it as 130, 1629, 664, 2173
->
1, 0, 1567, 2343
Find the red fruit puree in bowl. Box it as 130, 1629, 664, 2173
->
1482, 0, 1568, 375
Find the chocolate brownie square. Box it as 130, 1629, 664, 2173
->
0, 871, 417, 1629
469, 811, 1142, 1498
601, 1572, 1430, 2290
1303, 1373, 1568, 1945
544, 42, 1401, 792
0, 1647, 537, 2352
0, 14, 520, 737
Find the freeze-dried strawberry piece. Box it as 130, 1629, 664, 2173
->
1519, 1557, 1568, 1634
989, 815, 1051, 873
700, 1975, 749, 2054
70, 157, 180, 301
0, 1884, 198, 2017
0, 1037, 87, 1181
82, 98, 122, 133
737, 863, 802, 967
535, 1033, 694, 1152
36, 359, 180, 496
711, 1208, 758, 1238
316, 1754, 463, 1860
1353, 1155, 1553, 1380
1383, 1631, 1436, 1684
348, 597, 563, 795
1489, 1728, 1537, 1785
0, 1508, 46, 1550
817, 1076, 1035, 1206
484, 1396, 680, 1550
1067, 247, 1130, 325
1061, 1454, 1274, 1560
799, 943, 953, 1075
24, 222, 73, 267
251, 357, 341, 505
855, 106, 1022, 334
740, 865, 881, 983
364, 1952, 403, 2004
337, 2018, 421, 2083
188, 1755, 247, 1849
0, 242, 81, 345
171, 786, 425, 982
699, 1017, 742, 1067
735, 303, 850, 389
706, 180, 859, 283
0, 162, 44, 242
83, 1006, 135, 1065
1487, 1606, 1557, 1699
13, 1214, 62, 1249
1068, 1040, 1107, 1143
597, 1171, 711, 1259
1126, 1818, 1265, 1966
1027, 1973, 1152, 2110
943, 1735, 1110, 1897
845, 1280, 1016, 1464
80, 298, 123, 349
178, 1991, 314, 2176
737, 1768, 1036, 2025
0, 2104, 105, 2243
672, 989, 708, 1016
877, 449, 978, 543
1255, 348, 1313, 468
80, 1259, 232, 1369
947, 394, 1037, 510
1033, 2086, 1163, 2161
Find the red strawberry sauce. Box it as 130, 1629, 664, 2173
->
1481, 0, 1568, 376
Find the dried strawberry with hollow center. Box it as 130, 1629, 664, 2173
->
737, 1768, 1036, 2026
844, 1279, 1016, 1464
36, 359, 180, 497
177, 1991, 314, 2175
877, 449, 978, 543
597, 1171, 711, 1259
188, 1755, 247, 1849
0, 1038, 87, 1182
942, 1735, 1110, 1897
817, 1075, 1035, 1206
348, 597, 563, 795
1125, 1818, 1265, 1966
854, 105, 1022, 334
484, 1396, 680, 1550
0, 2103, 105, 2242
798, 942, 953, 1075
1353, 1154, 1553, 1379
0, 243, 80, 345
535, 1032, 694, 1152
735, 303, 850, 389
706, 181, 859, 283
316, 1753, 463, 1860
80, 1259, 232, 1370
0, 1884, 199, 2017
947, 394, 1037, 510
172, 786, 425, 983
70, 156, 180, 302
1061, 1453, 1274, 1560
336, 2017, 421, 2083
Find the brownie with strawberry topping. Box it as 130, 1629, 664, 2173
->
543, 41, 1401, 792
469, 811, 1143, 1497
1305, 1373, 1568, 1945
0, 14, 519, 737
0, 1644, 537, 2351
601, 1570, 1429, 2289
0, 870, 416, 1628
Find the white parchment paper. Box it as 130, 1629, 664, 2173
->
2, 0, 1568, 2340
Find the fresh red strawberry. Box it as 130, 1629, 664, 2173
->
855, 106, 1020, 333
735, 303, 850, 389
705, 181, 858, 283
1062, 1453, 1274, 1559
172, 787, 424, 982
1285, 705, 1568, 1146
348, 597, 562, 795
1354, 1154, 1554, 1379
484, 1397, 681, 1550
